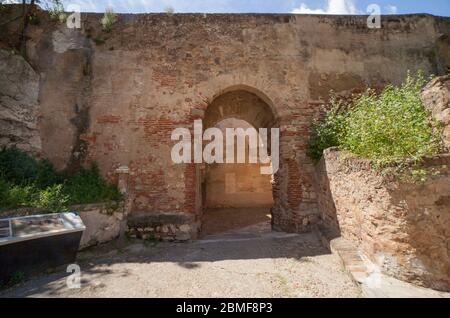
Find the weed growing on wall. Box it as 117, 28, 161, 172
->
47, 0, 67, 23
101, 8, 117, 32
308, 72, 442, 167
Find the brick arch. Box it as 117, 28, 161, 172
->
204, 88, 277, 130
210, 84, 279, 117
200, 87, 280, 233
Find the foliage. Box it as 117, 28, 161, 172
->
308, 72, 442, 167
307, 95, 348, 161
63, 162, 122, 205
101, 7, 117, 31
0, 147, 121, 212
34, 184, 69, 212
35, 159, 63, 188
0, 178, 33, 208
0, 147, 39, 185
46, 0, 67, 23
343, 72, 439, 166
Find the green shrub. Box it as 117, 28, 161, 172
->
34, 184, 69, 213
101, 8, 117, 31
0, 177, 37, 209
35, 160, 63, 188
0, 178, 8, 205
0, 147, 62, 187
0, 147, 39, 185
308, 72, 441, 166
63, 162, 122, 205
6, 184, 36, 207
0, 148, 121, 212
343, 72, 439, 166
307, 96, 348, 161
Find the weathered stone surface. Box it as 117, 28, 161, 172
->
422, 75, 450, 150
51, 28, 85, 54
0, 6, 449, 234
128, 212, 194, 228
316, 148, 450, 292
127, 212, 198, 241
0, 49, 41, 154
76, 203, 126, 250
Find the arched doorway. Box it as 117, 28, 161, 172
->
201, 88, 277, 236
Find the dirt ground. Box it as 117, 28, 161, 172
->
0, 220, 361, 298
201, 207, 272, 236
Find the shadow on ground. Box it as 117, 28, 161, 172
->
0, 222, 340, 297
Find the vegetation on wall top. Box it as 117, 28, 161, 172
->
307, 72, 443, 167
101, 7, 117, 32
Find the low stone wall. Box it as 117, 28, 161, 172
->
316, 148, 450, 292
127, 212, 200, 242
74, 203, 126, 250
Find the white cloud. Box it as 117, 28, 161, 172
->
292, 0, 360, 15
385, 5, 398, 14
60, 0, 235, 13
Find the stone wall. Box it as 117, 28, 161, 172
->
75, 203, 126, 250
0, 49, 41, 154
1, 6, 449, 234
127, 212, 200, 241
316, 148, 450, 291
422, 75, 450, 150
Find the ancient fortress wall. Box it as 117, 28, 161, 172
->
0, 6, 449, 233
316, 148, 450, 291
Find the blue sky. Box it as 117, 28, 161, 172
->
48, 0, 450, 16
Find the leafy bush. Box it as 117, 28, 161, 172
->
34, 184, 69, 213
64, 163, 122, 205
307, 96, 348, 161
35, 159, 64, 188
0, 147, 39, 185
308, 72, 441, 166
101, 8, 117, 31
5, 184, 36, 208
0, 181, 70, 213
0, 148, 121, 212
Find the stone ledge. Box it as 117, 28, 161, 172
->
317, 229, 450, 298
316, 227, 368, 285
128, 212, 194, 228
127, 212, 198, 242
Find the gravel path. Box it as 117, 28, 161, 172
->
1, 224, 361, 298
